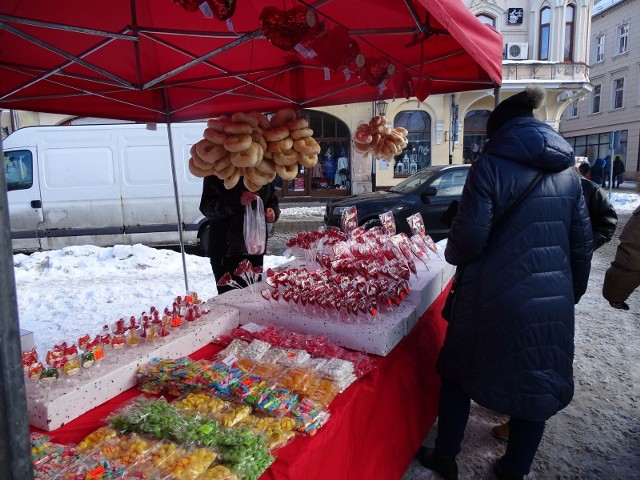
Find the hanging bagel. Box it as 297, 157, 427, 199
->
223, 167, 242, 189
273, 149, 299, 166
275, 162, 299, 180
231, 112, 259, 128
264, 126, 290, 142
204, 127, 228, 145
270, 108, 297, 128
298, 153, 318, 168
293, 137, 321, 156
223, 134, 253, 153
267, 137, 294, 153
189, 157, 215, 178
230, 142, 261, 168
290, 127, 313, 140
223, 122, 253, 136
256, 157, 276, 175
196, 140, 227, 165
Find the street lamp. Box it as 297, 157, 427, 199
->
371, 100, 388, 192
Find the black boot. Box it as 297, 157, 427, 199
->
415, 446, 459, 480
494, 458, 524, 480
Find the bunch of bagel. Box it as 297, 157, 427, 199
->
189, 108, 321, 192
352, 115, 409, 161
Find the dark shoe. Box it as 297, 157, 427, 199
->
491, 421, 510, 442
415, 446, 459, 480
494, 458, 524, 480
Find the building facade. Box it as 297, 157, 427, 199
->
2, 0, 594, 197
559, 0, 639, 179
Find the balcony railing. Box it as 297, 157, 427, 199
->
502, 62, 590, 84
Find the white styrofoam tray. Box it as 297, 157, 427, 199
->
26, 304, 239, 431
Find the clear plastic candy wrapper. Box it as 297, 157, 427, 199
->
379, 211, 396, 235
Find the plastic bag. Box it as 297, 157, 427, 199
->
244, 196, 266, 254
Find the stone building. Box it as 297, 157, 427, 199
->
559, 0, 639, 180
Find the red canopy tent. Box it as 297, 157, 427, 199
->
0, 0, 502, 122
0, 2, 502, 478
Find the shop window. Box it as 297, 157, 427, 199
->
278, 110, 351, 197
564, 130, 627, 163
564, 4, 575, 61
591, 84, 601, 113
462, 110, 490, 164
539, 7, 551, 61
392, 111, 431, 177
3, 149, 33, 191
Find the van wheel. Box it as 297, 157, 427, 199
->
198, 223, 210, 257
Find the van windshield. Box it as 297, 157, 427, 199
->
3, 150, 33, 191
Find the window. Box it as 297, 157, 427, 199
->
594, 35, 605, 63
3, 150, 34, 191
393, 111, 431, 177
564, 4, 575, 61
431, 170, 468, 197
539, 7, 551, 60
564, 131, 628, 163
463, 110, 490, 163
476, 14, 495, 28
616, 24, 629, 54
592, 84, 601, 113
612, 78, 624, 109
567, 101, 578, 118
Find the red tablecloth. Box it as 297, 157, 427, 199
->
33, 287, 449, 480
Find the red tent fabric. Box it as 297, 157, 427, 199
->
0, 0, 502, 122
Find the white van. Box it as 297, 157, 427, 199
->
2, 123, 210, 253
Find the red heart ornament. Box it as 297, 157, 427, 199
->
260, 6, 310, 51
356, 57, 395, 87
208, 0, 237, 21
392, 68, 414, 99
415, 77, 432, 102
173, 0, 203, 12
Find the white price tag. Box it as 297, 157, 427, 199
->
241, 322, 265, 333
222, 354, 238, 366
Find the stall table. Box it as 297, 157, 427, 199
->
31, 288, 450, 480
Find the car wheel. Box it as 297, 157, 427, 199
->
198, 223, 210, 257
361, 217, 382, 230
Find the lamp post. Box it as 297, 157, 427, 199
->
372, 100, 388, 192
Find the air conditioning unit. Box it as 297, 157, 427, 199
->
506, 42, 529, 60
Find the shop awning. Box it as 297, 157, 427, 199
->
0, 0, 502, 122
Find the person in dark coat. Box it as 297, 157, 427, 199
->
416, 86, 593, 480
590, 157, 605, 186
612, 155, 625, 188
491, 162, 617, 443
199, 175, 279, 294
602, 155, 613, 188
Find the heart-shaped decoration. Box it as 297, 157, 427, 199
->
173, 0, 203, 12
356, 57, 395, 87
260, 6, 310, 51
208, 0, 237, 21
392, 68, 414, 99
415, 77, 432, 102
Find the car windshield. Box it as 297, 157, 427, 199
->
388, 167, 442, 193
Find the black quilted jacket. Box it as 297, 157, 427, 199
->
438, 116, 593, 421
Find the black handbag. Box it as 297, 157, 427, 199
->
441, 172, 544, 321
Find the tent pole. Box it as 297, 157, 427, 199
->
0, 139, 34, 479
163, 89, 190, 294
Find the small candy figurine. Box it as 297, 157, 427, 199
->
22, 348, 38, 374
63, 354, 81, 376
81, 351, 95, 369
39, 367, 59, 384
111, 335, 126, 350
126, 327, 140, 346
28, 362, 44, 381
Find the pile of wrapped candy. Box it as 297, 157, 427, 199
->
22, 293, 208, 386
136, 349, 331, 437
261, 213, 441, 320
214, 323, 376, 379
104, 396, 274, 480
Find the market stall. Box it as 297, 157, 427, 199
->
1, 1, 502, 476
30, 285, 450, 480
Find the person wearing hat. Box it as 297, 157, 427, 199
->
415, 86, 593, 480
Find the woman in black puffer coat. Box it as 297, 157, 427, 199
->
417, 87, 593, 480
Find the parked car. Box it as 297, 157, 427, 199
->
324, 164, 470, 241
